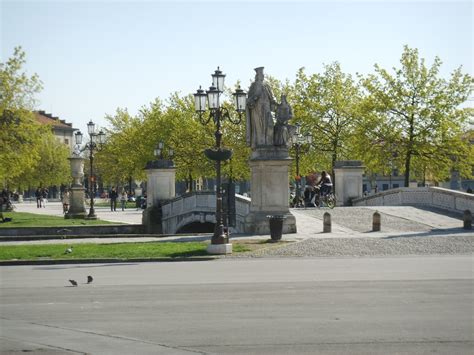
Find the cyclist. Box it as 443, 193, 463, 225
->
315, 171, 333, 197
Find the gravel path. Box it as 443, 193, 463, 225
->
233, 234, 473, 258
296, 207, 433, 233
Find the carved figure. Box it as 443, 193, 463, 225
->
274, 94, 293, 147
246, 67, 277, 149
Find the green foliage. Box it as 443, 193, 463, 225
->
14, 132, 71, 188
292, 63, 362, 175
96, 108, 147, 185
0, 47, 46, 186
358, 45, 473, 186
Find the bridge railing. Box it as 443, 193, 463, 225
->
160, 191, 251, 234
352, 187, 473, 214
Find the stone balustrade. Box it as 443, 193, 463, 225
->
352, 187, 474, 214
160, 191, 251, 234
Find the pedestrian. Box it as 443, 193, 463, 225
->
109, 186, 118, 211
41, 188, 48, 208
35, 187, 42, 208
62, 190, 70, 214
120, 189, 127, 211
303, 185, 316, 208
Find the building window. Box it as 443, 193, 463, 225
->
393, 184, 399, 188
382, 184, 389, 191
64, 138, 69, 145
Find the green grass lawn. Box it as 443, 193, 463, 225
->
0, 211, 119, 228
93, 201, 137, 209
0, 241, 252, 260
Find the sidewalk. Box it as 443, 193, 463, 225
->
4, 202, 471, 247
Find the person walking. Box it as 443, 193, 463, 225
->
41, 188, 48, 208
109, 187, 118, 211
120, 190, 127, 211
62, 190, 70, 214
35, 188, 42, 208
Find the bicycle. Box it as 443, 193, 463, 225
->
314, 186, 336, 209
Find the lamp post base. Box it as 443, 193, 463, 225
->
211, 224, 228, 244
86, 208, 97, 220
207, 243, 232, 255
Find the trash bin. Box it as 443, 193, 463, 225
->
267, 215, 286, 241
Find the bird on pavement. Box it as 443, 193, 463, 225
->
87, 275, 93, 284
69, 279, 78, 287
64, 246, 73, 254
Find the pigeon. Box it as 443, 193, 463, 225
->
69, 279, 78, 287
64, 246, 73, 254
87, 275, 93, 284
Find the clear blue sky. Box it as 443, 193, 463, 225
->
2, 0, 472, 135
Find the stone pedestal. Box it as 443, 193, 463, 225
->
66, 156, 86, 219
145, 166, 176, 207
207, 243, 232, 255
142, 160, 175, 233
66, 186, 87, 219
244, 148, 296, 235
334, 160, 365, 206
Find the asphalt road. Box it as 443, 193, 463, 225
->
1, 256, 472, 354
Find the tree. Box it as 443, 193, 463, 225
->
0, 47, 44, 187
292, 63, 361, 175
15, 133, 71, 188
360, 46, 473, 186
95, 108, 147, 186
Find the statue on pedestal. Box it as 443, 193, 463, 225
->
246, 67, 277, 149
274, 94, 294, 148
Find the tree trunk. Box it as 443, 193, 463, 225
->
404, 152, 411, 187
187, 172, 193, 192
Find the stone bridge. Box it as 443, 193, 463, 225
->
352, 187, 474, 214
160, 191, 251, 235
159, 187, 473, 234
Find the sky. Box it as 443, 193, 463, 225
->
1, 0, 472, 135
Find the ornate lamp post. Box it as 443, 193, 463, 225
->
291, 124, 312, 207
154, 140, 174, 161
194, 67, 247, 246
75, 120, 105, 220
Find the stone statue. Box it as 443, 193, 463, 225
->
273, 94, 293, 147
72, 145, 82, 157
246, 67, 277, 149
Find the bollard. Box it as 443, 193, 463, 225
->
323, 212, 331, 233
463, 210, 472, 230
372, 211, 381, 232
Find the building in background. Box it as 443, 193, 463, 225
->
35, 110, 77, 151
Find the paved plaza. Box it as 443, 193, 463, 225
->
1, 202, 473, 354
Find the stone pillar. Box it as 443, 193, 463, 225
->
142, 160, 175, 233
66, 156, 87, 219
244, 148, 296, 235
334, 160, 365, 206
145, 164, 176, 207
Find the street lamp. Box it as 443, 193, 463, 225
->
194, 67, 247, 245
291, 124, 312, 207
154, 140, 174, 161
74, 120, 106, 219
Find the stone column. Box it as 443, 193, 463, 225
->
142, 160, 176, 233
145, 163, 176, 207
334, 160, 365, 206
244, 147, 296, 234
65, 156, 87, 219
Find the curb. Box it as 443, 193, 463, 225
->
0, 256, 220, 266
0, 233, 214, 242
